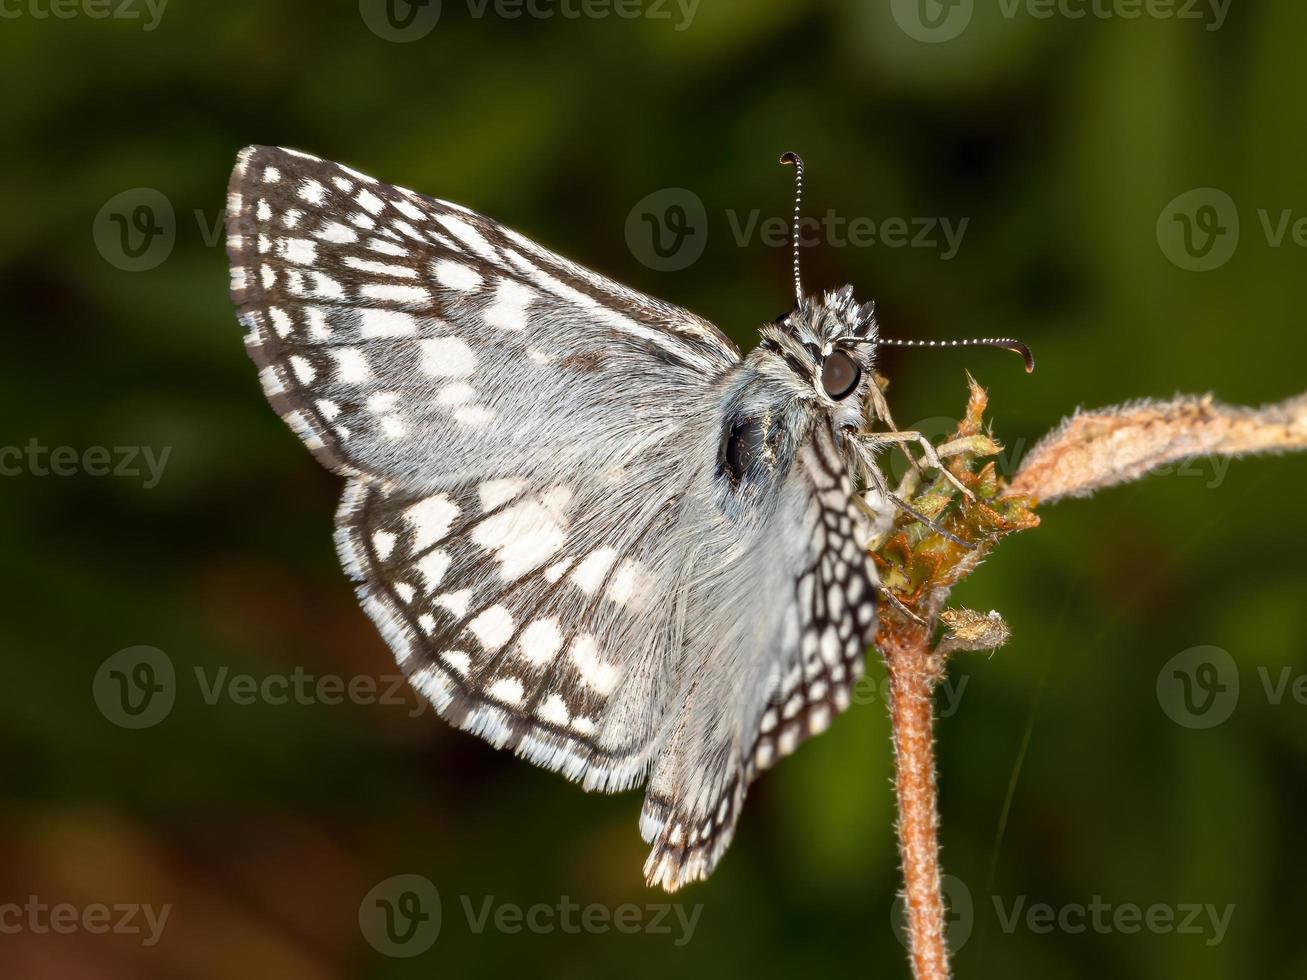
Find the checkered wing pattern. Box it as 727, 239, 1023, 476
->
226, 146, 877, 891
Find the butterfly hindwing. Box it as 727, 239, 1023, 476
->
640, 425, 877, 890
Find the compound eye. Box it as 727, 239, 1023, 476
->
821, 349, 861, 400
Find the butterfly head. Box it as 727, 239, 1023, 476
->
759, 284, 878, 434
715, 153, 1034, 507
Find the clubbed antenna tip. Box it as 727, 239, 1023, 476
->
779, 152, 805, 307
875, 337, 1036, 374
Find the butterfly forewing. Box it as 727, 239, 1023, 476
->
226, 145, 878, 891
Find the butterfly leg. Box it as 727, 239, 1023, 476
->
864, 381, 930, 493
863, 383, 972, 501
872, 430, 977, 503
847, 439, 975, 550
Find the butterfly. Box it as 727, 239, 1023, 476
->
225, 146, 1032, 891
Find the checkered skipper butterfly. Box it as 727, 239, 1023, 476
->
225, 147, 1032, 890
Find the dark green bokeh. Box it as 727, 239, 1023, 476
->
3, 1, 1306, 976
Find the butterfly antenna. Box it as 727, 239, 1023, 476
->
875, 336, 1036, 374
779, 151, 804, 306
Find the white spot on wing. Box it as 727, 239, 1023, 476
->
419, 337, 477, 377
518, 617, 562, 665
356, 188, 386, 215
538, 693, 569, 726
468, 605, 514, 652
607, 560, 650, 609
570, 547, 617, 594
331, 348, 372, 384
441, 650, 471, 676
454, 405, 493, 427
488, 676, 525, 706
482, 279, 534, 332
404, 494, 459, 551
437, 589, 471, 618
372, 531, 397, 560
359, 283, 430, 304
280, 238, 317, 265
360, 308, 418, 338
437, 383, 477, 406
478, 479, 525, 510
434, 260, 482, 292
298, 178, 325, 205
315, 221, 358, 243
416, 550, 451, 592
471, 492, 569, 580
569, 634, 619, 696
437, 214, 497, 260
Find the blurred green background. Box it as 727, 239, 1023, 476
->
3, 0, 1307, 976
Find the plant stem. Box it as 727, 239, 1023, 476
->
883, 623, 950, 980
